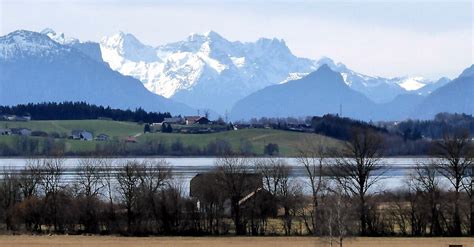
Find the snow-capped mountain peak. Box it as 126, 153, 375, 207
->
202, 30, 226, 42
187, 30, 224, 42
99, 30, 315, 112
0, 30, 195, 116
0, 30, 70, 60
100, 31, 159, 63
41, 28, 78, 45
96, 30, 450, 111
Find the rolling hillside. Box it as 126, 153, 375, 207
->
0, 120, 342, 156
139, 128, 341, 156
0, 120, 142, 138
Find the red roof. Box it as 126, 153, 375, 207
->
124, 136, 137, 143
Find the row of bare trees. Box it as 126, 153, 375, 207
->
162, 127, 472, 239
295, 127, 473, 241
0, 158, 182, 235
0, 127, 472, 240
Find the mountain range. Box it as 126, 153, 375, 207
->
99, 31, 316, 113
411, 65, 474, 119
97, 30, 450, 112
231, 65, 473, 120
230, 64, 378, 120
0, 29, 472, 121
0, 30, 195, 115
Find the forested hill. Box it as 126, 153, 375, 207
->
0, 102, 172, 123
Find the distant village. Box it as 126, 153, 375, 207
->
0, 114, 215, 142
0, 113, 317, 145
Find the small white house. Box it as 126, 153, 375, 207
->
0, 128, 12, 135
95, 133, 109, 141
163, 117, 184, 124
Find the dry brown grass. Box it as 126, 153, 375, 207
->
0, 236, 472, 247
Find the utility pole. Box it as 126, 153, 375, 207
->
339, 104, 342, 117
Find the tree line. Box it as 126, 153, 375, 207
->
239, 113, 474, 143
0, 136, 279, 157
0, 128, 473, 242
0, 102, 171, 123
276, 113, 473, 156
384, 112, 474, 141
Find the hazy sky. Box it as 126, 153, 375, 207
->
1, 0, 472, 79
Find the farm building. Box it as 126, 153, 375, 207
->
0, 128, 12, 135
1, 115, 31, 121
189, 172, 275, 219
70, 130, 93, 141
10, 128, 32, 136
184, 116, 200, 125
195, 117, 211, 125
163, 117, 184, 124
190, 172, 263, 198
95, 133, 110, 141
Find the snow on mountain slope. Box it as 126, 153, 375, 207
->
230, 65, 379, 121
412, 65, 474, 119
101, 31, 159, 63
100, 31, 315, 112
41, 28, 78, 45
0, 30, 195, 115
397, 77, 427, 91
30, 28, 446, 113
0, 30, 71, 60
2, 28, 466, 120
414, 77, 450, 95
320, 57, 447, 102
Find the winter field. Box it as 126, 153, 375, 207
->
0, 236, 472, 247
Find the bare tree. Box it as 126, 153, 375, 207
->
254, 157, 302, 235
464, 164, 474, 236
19, 159, 43, 199
100, 158, 118, 233
215, 156, 256, 235
433, 130, 473, 236
116, 161, 142, 234
332, 127, 385, 236
190, 171, 227, 234
325, 185, 351, 247
204, 109, 210, 119
17, 159, 43, 231
408, 160, 442, 235
76, 158, 105, 233
296, 139, 328, 235
157, 179, 185, 234
39, 158, 65, 232
0, 169, 20, 231
138, 159, 172, 233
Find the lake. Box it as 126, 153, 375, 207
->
0, 157, 429, 191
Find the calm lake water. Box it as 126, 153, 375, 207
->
0, 157, 430, 190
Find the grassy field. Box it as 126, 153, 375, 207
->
0, 120, 342, 156
0, 120, 144, 154
139, 128, 341, 156
0, 120, 143, 138
0, 135, 94, 154
0, 236, 471, 247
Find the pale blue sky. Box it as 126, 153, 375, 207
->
1, 0, 472, 79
